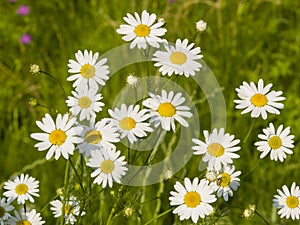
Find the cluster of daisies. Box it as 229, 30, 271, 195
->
22, 9, 298, 224
0, 174, 86, 224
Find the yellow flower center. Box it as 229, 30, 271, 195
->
100, 160, 115, 174
64, 203, 75, 215
219, 173, 231, 187
134, 24, 150, 37
158, 102, 176, 117
184, 191, 201, 208
268, 136, 282, 149
169, 51, 187, 65
207, 143, 225, 157
78, 96, 92, 109
80, 64, 95, 79
15, 184, 28, 195
84, 130, 102, 144
49, 129, 67, 146
17, 220, 31, 225
119, 117, 136, 130
286, 196, 299, 209
0, 206, 5, 218
250, 94, 268, 107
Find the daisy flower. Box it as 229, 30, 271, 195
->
142, 90, 193, 131
152, 38, 203, 77
116, 10, 167, 49
0, 197, 14, 224
77, 119, 120, 157
234, 79, 285, 120
169, 177, 217, 223
66, 87, 104, 121
255, 123, 294, 162
273, 182, 300, 220
212, 165, 241, 201
50, 196, 85, 225
8, 209, 44, 225
192, 128, 241, 170
108, 104, 153, 143
30, 113, 83, 160
126, 74, 138, 87
67, 49, 110, 90
196, 19, 207, 32
86, 147, 128, 188
3, 174, 39, 204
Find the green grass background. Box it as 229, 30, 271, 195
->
0, 0, 299, 224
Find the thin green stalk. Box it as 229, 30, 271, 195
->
128, 139, 131, 164
255, 210, 270, 225
106, 207, 115, 225
60, 159, 70, 225
241, 159, 261, 179
40, 70, 67, 97
243, 120, 255, 144
69, 158, 85, 192
143, 208, 173, 225
40, 194, 59, 213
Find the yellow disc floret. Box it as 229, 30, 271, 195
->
184, 191, 201, 208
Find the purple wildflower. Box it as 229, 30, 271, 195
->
20, 33, 31, 44
17, 5, 30, 16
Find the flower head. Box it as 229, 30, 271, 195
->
67, 50, 110, 90
273, 182, 300, 220
17, 5, 29, 16
169, 177, 217, 223
196, 20, 207, 32
76, 119, 120, 157
116, 10, 167, 49
126, 74, 138, 86
255, 123, 294, 162
142, 90, 193, 131
66, 87, 104, 121
50, 196, 85, 225
30, 64, 40, 75
234, 79, 285, 120
0, 197, 14, 224
152, 39, 203, 77
20, 34, 31, 44
30, 113, 83, 160
108, 104, 153, 143
192, 128, 241, 170
212, 165, 241, 201
86, 147, 128, 188
9, 208, 44, 225
3, 174, 39, 205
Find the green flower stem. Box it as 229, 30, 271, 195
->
143, 207, 174, 225
40, 193, 59, 213
243, 120, 255, 144
40, 70, 67, 97
60, 159, 70, 225
68, 158, 85, 192
255, 210, 270, 225
106, 207, 115, 225
241, 158, 261, 179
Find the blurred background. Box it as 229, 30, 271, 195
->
0, 0, 299, 224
